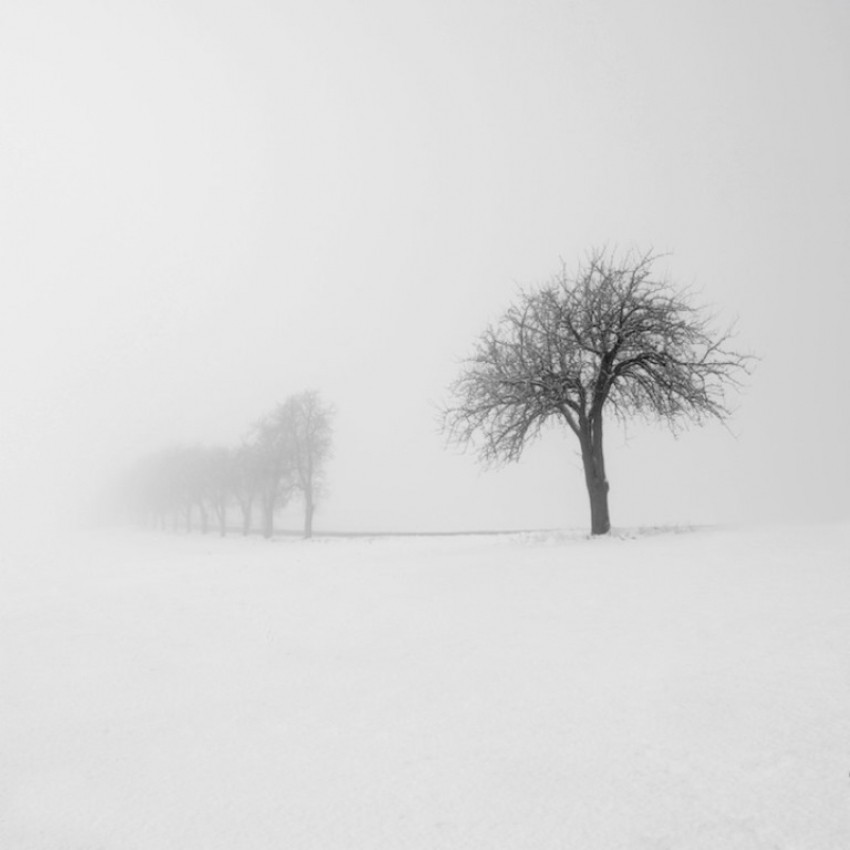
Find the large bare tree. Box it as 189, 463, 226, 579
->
443, 249, 752, 535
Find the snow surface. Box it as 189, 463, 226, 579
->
2, 523, 849, 848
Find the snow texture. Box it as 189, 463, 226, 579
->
2, 523, 849, 848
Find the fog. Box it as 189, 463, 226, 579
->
1, 0, 848, 533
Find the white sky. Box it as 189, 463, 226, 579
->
1, 0, 848, 531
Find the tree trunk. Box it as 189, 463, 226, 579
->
584, 470, 611, 535
580, 418, 611, 535
218, 505, 227, 537
199, 504, 208, 535
262, 493, 275, 539
185, 504, 192, 533
303, 491, 314, 539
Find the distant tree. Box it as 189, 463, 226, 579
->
182, 446, 211, 533
274, 390, 334, 538
149, 447, 184, 532
115, 452, 171, 529
252, 415, 296, 539
205, 446, 232, 537
141, 445, 196, 532
118, 389, 335, 542
135, 445, 210, 533
443, 248, 753, 535
152, 449, 183, 531
231, 442, 264, 536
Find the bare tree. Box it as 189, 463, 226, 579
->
443, 248, 753, 535
231, 442, 263, 536
252, 415, 296, 539
114, 451, 173, 530
185, 446, 211, 533
118, 389, 334, 542
205, 446, 232, 537
140, 444, 194, 532
274, 390, 334, 538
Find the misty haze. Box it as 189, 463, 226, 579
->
1, 0, 849, 847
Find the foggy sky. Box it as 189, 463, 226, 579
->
1, 0, 848, 532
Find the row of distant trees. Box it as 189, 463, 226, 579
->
118, 390, 333, 539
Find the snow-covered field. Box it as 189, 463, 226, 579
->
2, 523, 849, 849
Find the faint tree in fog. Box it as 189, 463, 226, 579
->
443, 248, 753, 535
127, 446, 192, 531
273, 390, 334, 538
120, 451, 173, 529
253, 415, 296, 539
118, 390, 334, 540
175, 446, 209, 533
231, 442, 264, 536
205, 446, 233, 537
137, 445, 192, 532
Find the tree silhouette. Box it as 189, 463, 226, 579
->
443, 248, 753, 534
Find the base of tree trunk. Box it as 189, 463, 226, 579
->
587, 481, 611, 535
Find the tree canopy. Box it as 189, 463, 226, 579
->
443, 248, 753, 534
